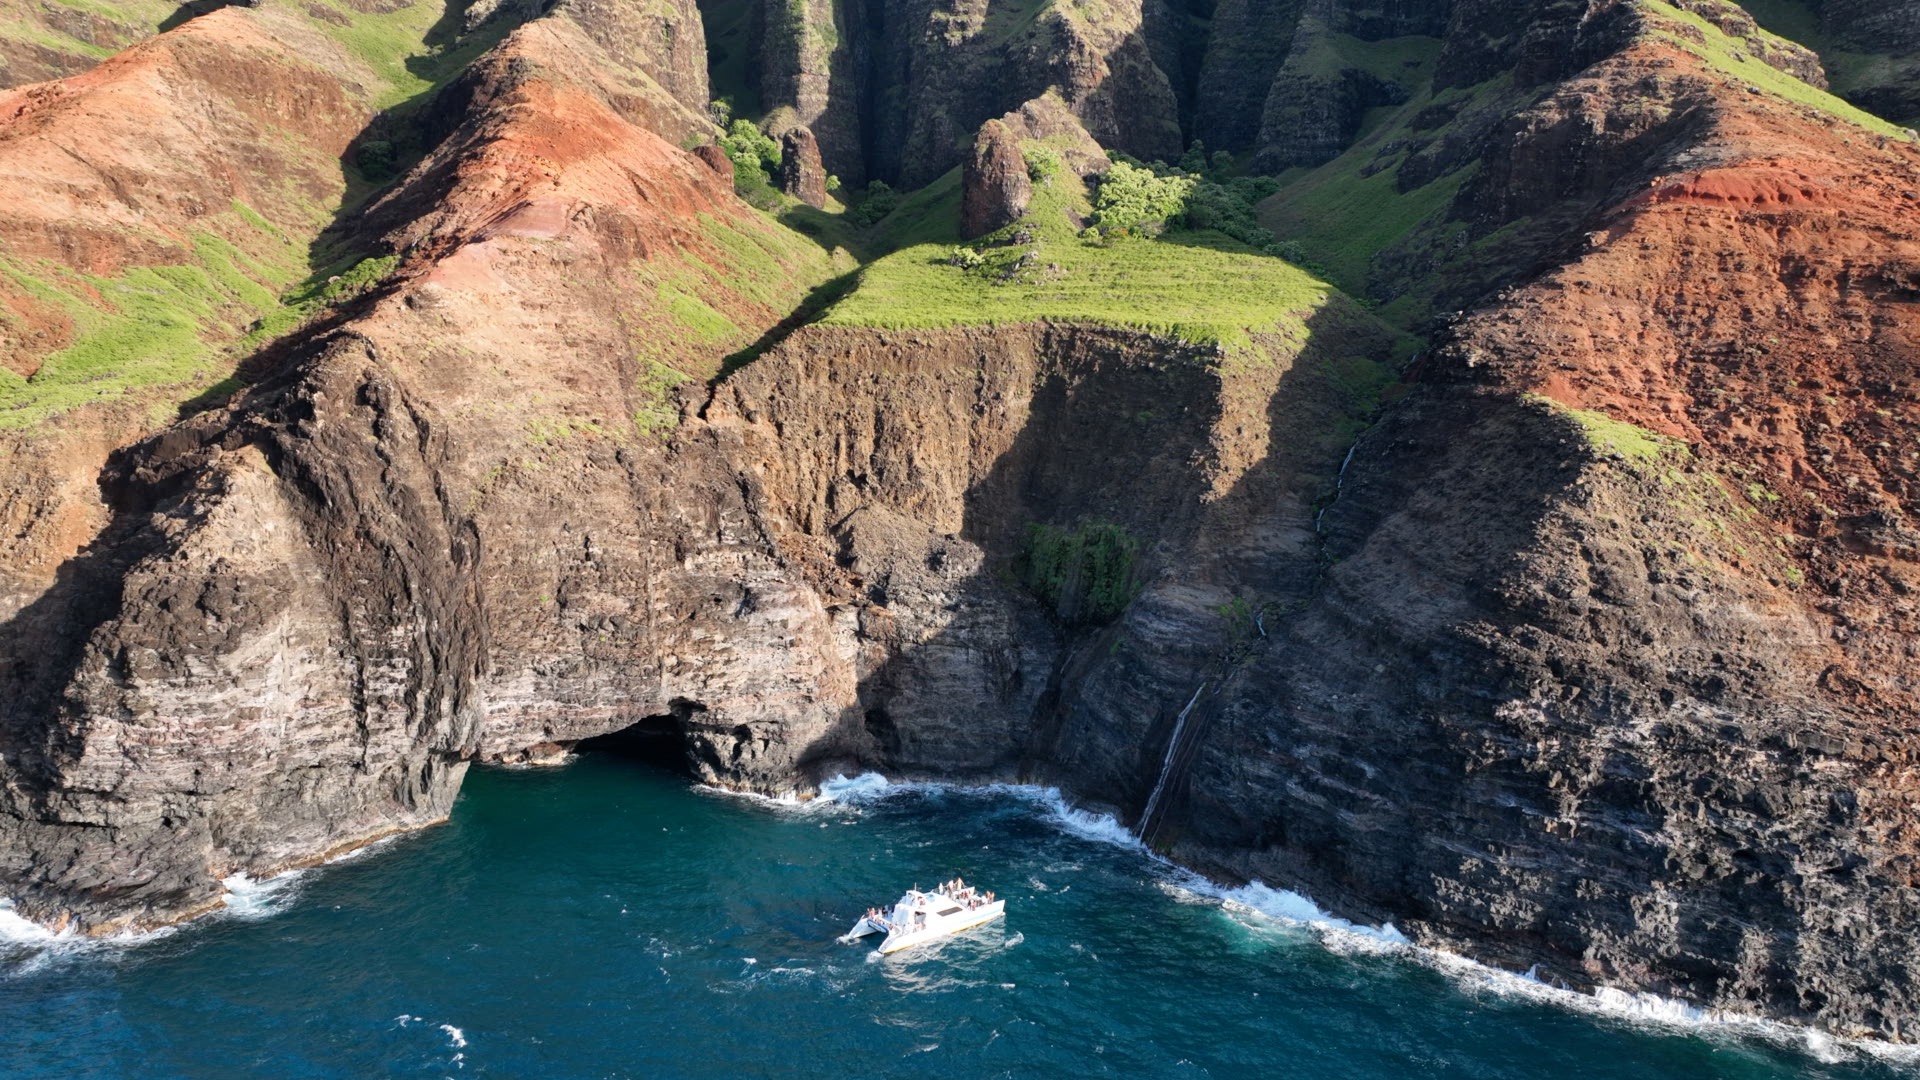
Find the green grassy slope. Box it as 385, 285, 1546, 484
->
1256, 63, 1504, 328
0, 0, 177, 85
1254, 0, 1914, 334
822, 154, 1376, 354
1640, 0, 1906, 137
0, 0, 529, 430
1734, 0, 1920, 128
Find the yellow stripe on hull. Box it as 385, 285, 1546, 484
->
877, 908, 1005, 954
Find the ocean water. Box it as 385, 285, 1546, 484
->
3, 755, 1914, 1080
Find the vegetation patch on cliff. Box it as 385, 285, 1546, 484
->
1254, 65, 1504, 318
818, 152, 1343, 351
1527, 392, 1686, 466
299, 0, 520, 110
1016, 520, 1140, 626
0, 0, 176, 79
0, 210, 319, 429
1738, 0, 1920, 126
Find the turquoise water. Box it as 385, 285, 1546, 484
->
2, 755, 1913, 1079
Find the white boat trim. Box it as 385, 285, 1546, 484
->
842, 882, 1005, 954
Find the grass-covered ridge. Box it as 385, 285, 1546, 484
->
1527, 392, 1686, 464
1737, 0, 1920, 127
0, 0, 176, 79
1639, 0, 1908, 139
819, 149, 1351, 353
1252, 49, 1513, 327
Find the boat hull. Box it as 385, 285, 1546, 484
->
877, 901, 1005, 954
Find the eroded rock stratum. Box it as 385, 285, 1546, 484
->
4, 0, 1920, 1043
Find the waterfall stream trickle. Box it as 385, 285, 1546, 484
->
1314, 442, 1361, 533
1138, 683, 1205, 840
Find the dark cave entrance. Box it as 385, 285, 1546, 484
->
575, 710, 697, 779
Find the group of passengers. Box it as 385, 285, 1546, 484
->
939, 877, 995, 910
866, 877, 999, 934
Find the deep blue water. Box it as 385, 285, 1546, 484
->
3, 755, 1914, 1079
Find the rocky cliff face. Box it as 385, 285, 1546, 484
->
0, 0, 807, 931
737, 0, 1186, 185
0, 6, 373, 698
7, 0, 1920, 1045
960, 119, 1032, 237
1823, 0, 1920, 52
1146, 0, 1920, 1036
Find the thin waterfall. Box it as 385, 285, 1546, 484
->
1313, 442, 1361, 533
1138, 683, 1205, 837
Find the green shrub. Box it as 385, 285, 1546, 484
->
1087, 161, 1278, 249
1179, 139, 1208, 175
847, 180, 901, 226
1023, 145, 1061, 183
357, 140, 398, 182
1016, 521, 1140, 625
1182, 180, 1274, 248
719, 119, 784, 209
1088, 161, 1196, 237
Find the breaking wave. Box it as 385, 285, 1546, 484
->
783, 772, 1916, 1066
814, 772, 896, 804
1, 832, 406, 965
806, 773, 1144, 851
219, 871, 310, 921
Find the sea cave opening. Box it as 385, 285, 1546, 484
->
574, 711, 697, 779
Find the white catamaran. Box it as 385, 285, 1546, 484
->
840, 878, 1005, 954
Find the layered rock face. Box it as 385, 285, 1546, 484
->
1143, 3, 1920, 1036
1823, 0, 1920, 53
1242, 0, 1456, 169
1801, 0, 1920, 125
9, 0, 1920, 1046
0, 0, 802, 932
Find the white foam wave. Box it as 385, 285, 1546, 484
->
703, 772, 1157, 869
0, 900, 64, 946
1399, 934, 1920, 1067
0, 897, 184, 969
1030, 791, 1142, 850
1172, 873, 1907, 1061
440, 1024, 467, 1049
220, 871, 308, 920
1210, 880, 1410, 949
815, 772, 895, 804
776, 774, 1911, 1061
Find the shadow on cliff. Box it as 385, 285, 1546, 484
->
771, 296, 1422, 838
0, 517, 155, 790
331, 0, 527, 218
